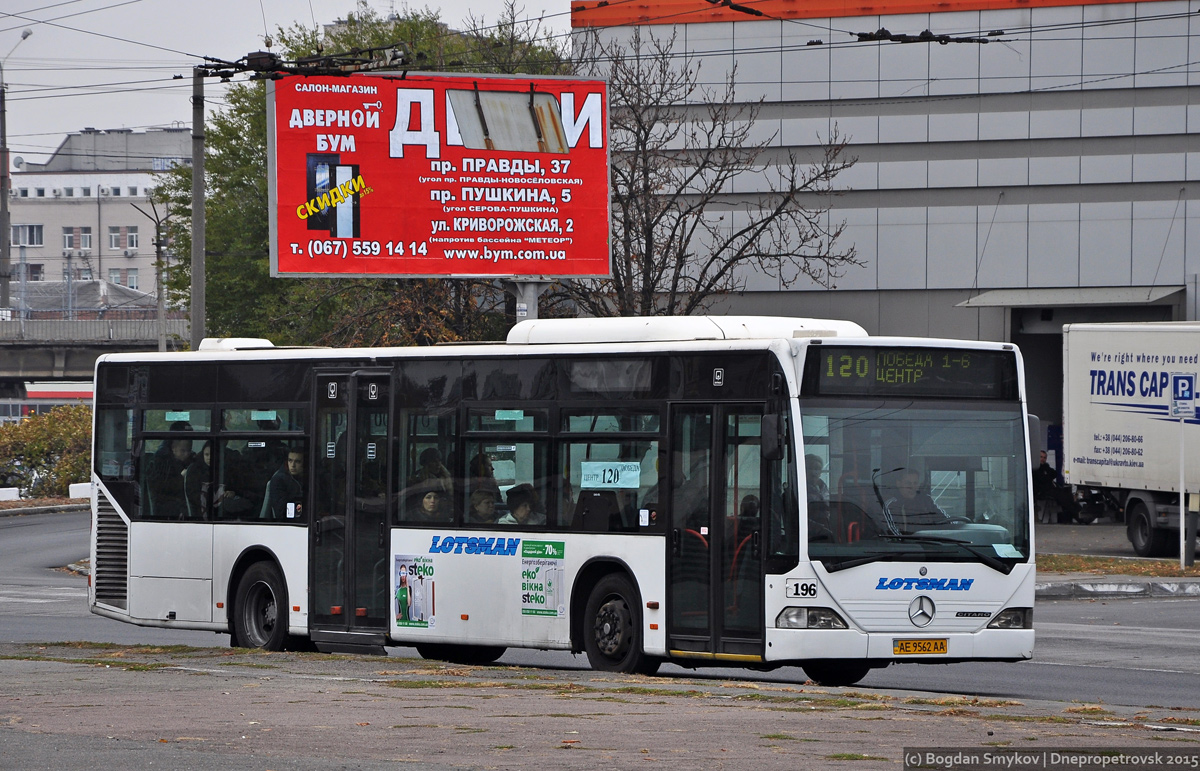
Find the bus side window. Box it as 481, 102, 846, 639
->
562, 439, 659, 532
95, 408, 137, 515
140, 436, 195, 520
398, 411, 456, 525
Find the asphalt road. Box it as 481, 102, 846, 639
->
3, 510, 1199, 709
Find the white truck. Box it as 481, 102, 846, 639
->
1063, 322, 1200, 556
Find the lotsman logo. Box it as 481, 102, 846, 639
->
875, 577, 975, 591
429, 535, 520, 556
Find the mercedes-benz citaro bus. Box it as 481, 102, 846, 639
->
89, 316, 1034, 686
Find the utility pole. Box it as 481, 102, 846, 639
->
0, 30, 32, 314
191, 67, 206, 349
133, 201, 170, 352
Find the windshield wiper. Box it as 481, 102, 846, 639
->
876, 534, 1015, 574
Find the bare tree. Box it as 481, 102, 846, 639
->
560, 29, 860, 317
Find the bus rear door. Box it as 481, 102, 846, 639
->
310, 370, 391, 652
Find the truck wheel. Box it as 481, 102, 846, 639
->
802, 660, 872, 687
233, 562, 289, 651
1129, 503, 1171, 557
584, 573, 649, 673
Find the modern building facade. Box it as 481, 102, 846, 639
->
573, 0, 1200, 431
7, 127, 189, 301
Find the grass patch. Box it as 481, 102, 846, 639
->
989, 715, 1071, 724
761, 733, 798, 741
903, 696, 1022, 708
1063, 705, 1113, 715
825, 753, 889, 761
1161, 717, 1200, 726
1039, 554, 1200, 577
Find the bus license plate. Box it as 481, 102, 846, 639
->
893, 638, 947, 655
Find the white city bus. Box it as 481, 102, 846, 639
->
89, 316, 1034, 685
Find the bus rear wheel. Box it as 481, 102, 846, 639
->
584, 574, 650, 674
415, 643, 506, 665
233, 562, 288, 651
801, 660, 871, 687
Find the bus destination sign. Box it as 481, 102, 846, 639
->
802, 346, 1018, 400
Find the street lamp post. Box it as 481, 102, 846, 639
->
0, 28, 32, 314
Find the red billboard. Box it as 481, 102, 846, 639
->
268, 72, 610, 278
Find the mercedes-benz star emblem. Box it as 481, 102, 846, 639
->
908, 595, 935, 627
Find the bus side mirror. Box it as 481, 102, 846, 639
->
762, 414, 784, 461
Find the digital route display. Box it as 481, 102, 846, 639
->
801, 346, 1019, 400
267, 72, 610, 279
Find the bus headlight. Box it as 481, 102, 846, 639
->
987, 608, 1033, 629
775, 607, 848, 629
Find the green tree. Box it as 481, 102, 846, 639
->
0, 405, 92, 498
157, 2, 568, 346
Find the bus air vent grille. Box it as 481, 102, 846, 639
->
94, 493, 128, 610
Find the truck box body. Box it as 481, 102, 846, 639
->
1063, 322, 1200, 555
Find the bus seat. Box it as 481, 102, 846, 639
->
573, 490, 624, 531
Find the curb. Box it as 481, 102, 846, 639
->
1036, 580, 1200, 599
0, 503, 89, 518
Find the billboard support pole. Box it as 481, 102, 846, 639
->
505, 280, 549, 322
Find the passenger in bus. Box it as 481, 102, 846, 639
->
883, 468, 951, 535
183, 440, 214, 519
466, 488, 498, 524
468, 452, 501, 500
805, 454, 829, 502
498, 483, 545, 526
411, 448, 453, 496
407, 481, 449, 523
143, 433, 193, 519
261, 447, 305, 520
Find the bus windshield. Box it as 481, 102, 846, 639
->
801, 401, 1030, 573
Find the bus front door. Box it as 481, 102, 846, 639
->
310, 371, 391, 651
668, 406, 765, 662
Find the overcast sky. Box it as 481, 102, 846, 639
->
2, 0, 571, 164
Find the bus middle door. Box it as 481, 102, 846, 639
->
668, 405, 765, 662
310, 370, 391, 651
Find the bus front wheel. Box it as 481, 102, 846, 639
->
233, 562, 288, 651
584, 573, 651, 674
801, 660, 871, 687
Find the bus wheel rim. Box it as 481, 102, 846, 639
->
594, 597, 631, 658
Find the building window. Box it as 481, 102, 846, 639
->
79, 267, 92, 281
28, 264, 43, 281
17, 188, 27, 198
108, 268, 121, 285
111, 187, 121, 197
80, 227, 92, 250
34, 188, 44, 197
127, 226, 138, 249
127, 186, 138, 197
64, 188, 73, 197
81, 187, 91, 197
126, 268, 138, 290
108, 226, 121, 250
63, 228, 75, 250
11, 224, 43, 246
